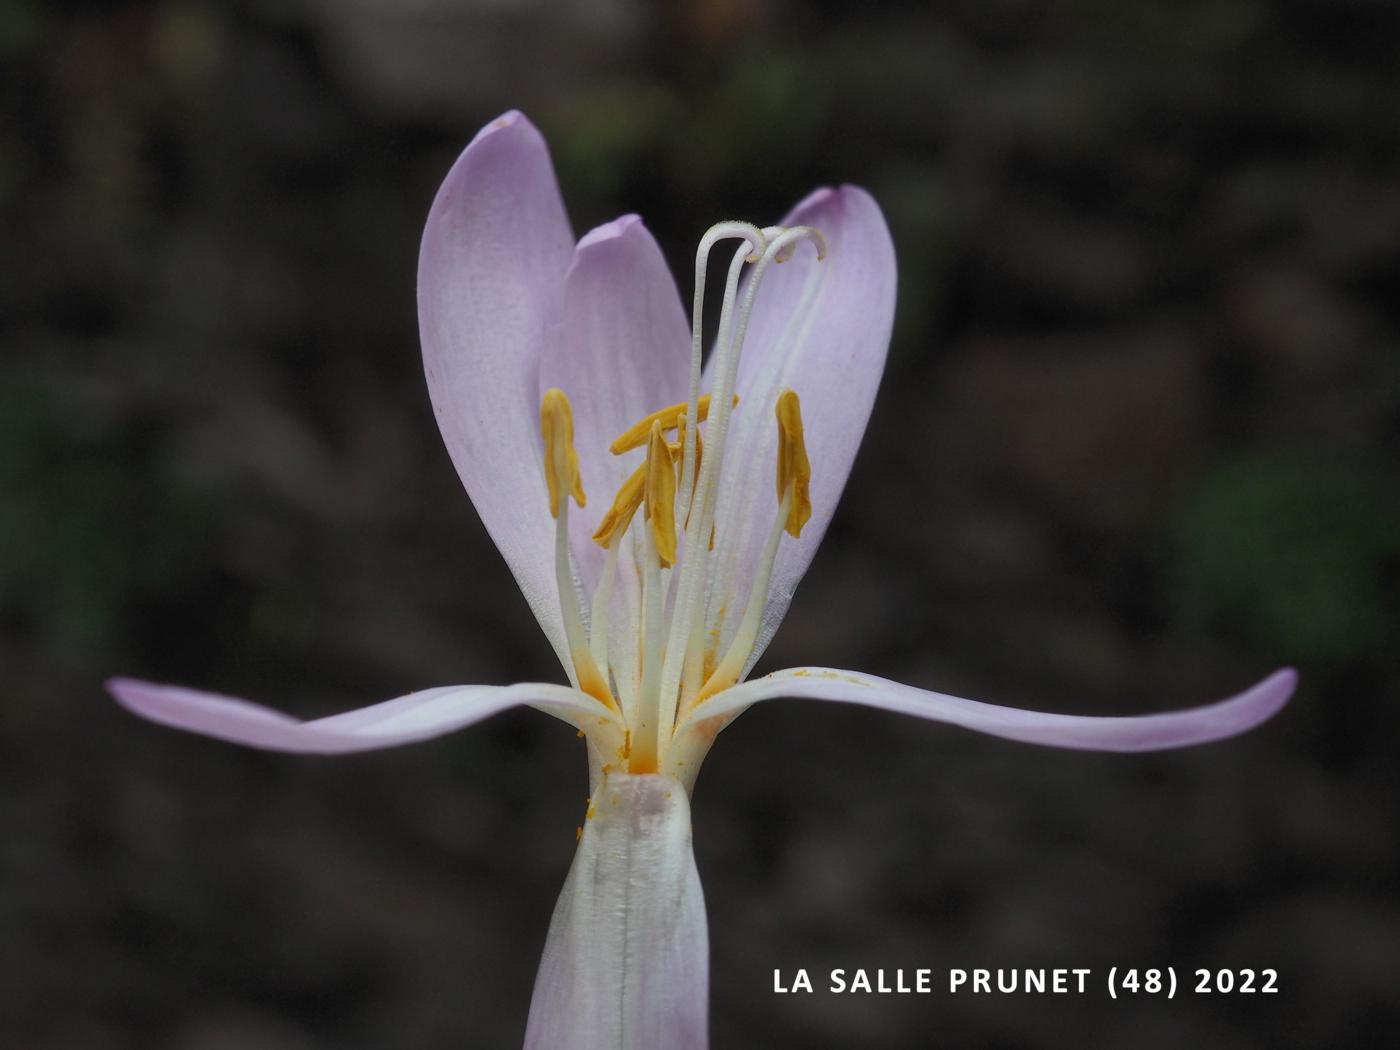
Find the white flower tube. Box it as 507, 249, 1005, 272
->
525, 773, 708, 1050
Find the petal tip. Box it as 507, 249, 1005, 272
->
789, 184, 877, 219
836, 182, 879, 208
105, 677, 182, 723
577, 213, 644, 251
475, 108, 531, 141
440, 109, 550, 196
784, 184, 892, 251
1205, 666, 1297, 742
104, 676, 145, 705
1262, 665, 1300, 707
791, 185, 836, 216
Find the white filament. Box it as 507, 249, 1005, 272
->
693, 488, 792, 714
635, 515, 665, 766
553, 496, 589, 691
589, 539, 619, 675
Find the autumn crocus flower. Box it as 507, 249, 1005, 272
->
107, 111, 1296, 1050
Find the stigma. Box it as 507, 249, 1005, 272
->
538, 221, 826, 786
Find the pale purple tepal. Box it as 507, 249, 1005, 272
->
108, 111, 1296, 1050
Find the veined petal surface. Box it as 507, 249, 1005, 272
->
107, 678, 616, 753
418, 110, 577, 671
678, 667, 1296, 752
703, 186, 897, 674
525, 772, 708, 1050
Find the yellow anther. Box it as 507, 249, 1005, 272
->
609, 394, 738, 455
645, 420, 678, 566
541, 388, 586, 518
592, 462, 646, 548
775, 389, 811, 538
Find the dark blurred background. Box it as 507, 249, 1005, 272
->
3, 1, 1398, 1047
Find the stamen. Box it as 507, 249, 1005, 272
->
588, 538, 619, 672
690, 390, 813, 708
556, 501, 614, 710
540, 388, 586, 518
609, 394, 736, 455
644, 421, 678, 567
632, 493, 665, 774
539, 388, 615, 713
591, 463, 645, 549
688, 390, 812, 711
774, 390, 812, 538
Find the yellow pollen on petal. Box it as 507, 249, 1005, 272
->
692, 667, 728, 706
608, 393, 738, 455
775, 389, 812, 538
591, 461, 646, 548
645, 420, 678, 566
703, 621, 721, 681
540, 388, 586, 517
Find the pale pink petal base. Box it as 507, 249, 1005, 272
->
107, 678, 616, 753
679, 667, 1297, 752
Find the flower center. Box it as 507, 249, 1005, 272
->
539, 222, 825, 785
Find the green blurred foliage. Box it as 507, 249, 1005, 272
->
0, 0, 43, 59
0, 383, 216, 662
546, 48, 827, 218
1175, 455, 1399, 665
549, 82, 679, 202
